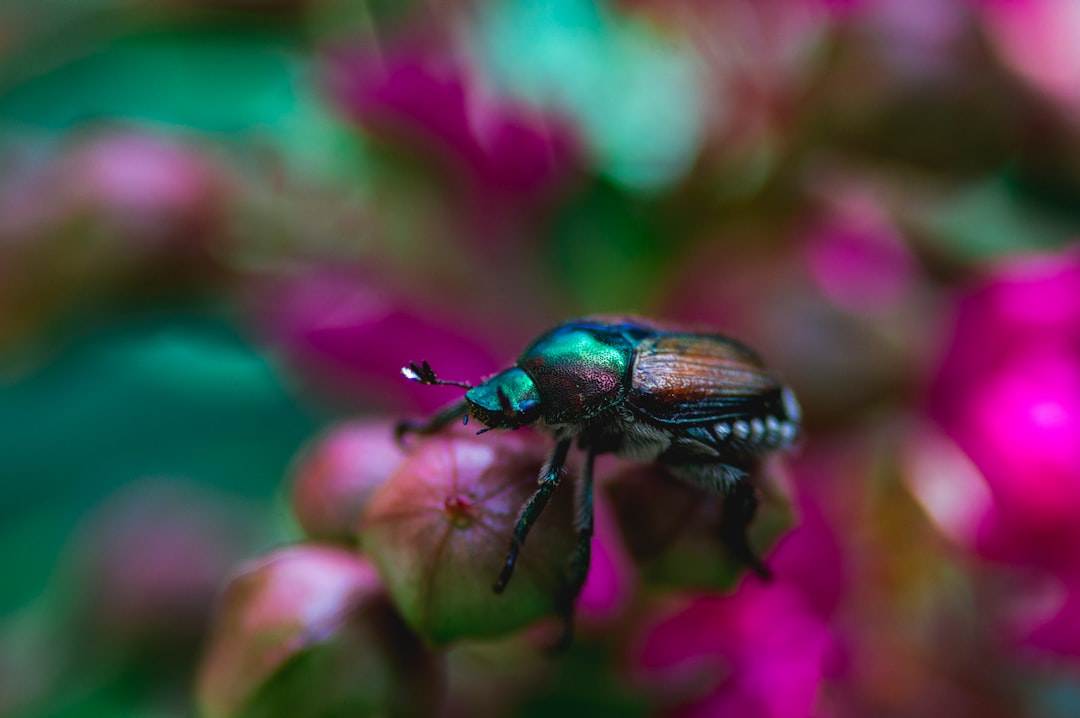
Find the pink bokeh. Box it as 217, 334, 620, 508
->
636, 491, 845, 717
329, 39, 581, 202
246, 266, 502, 412
926, 248, 1080, 655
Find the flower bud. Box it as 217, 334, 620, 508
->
605, 459, 795, 590
289, 419, 405, 544
360, 432, 577, 644
70, 479, 259, 660
197, 545, 443, 718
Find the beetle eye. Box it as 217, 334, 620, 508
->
519, 398, 540, 416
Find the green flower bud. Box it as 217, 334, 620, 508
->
360, 433, 577, 645
197, 545, 443, 718
605, 458, 795, 590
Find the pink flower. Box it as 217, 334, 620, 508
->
639, 586, 832, 718
70, 479, 260, 656
329, 39, 581, 201
617, 0, 835, 159
928, 250, 1080, 571
0, 130, 226, 342
246, 266, 502, 412
840, 0, 971, 81
69, 133, 219, 231
980, 0, 1080, 115
197, 545, 443, 718
921, 249, 1080, 656
662, 212, 934, 432
1016, 572, 1080, 660
962, 349, 1080, 566
289, 419, 407, 544
931, 251, 1080, 405
804, 187, 918, 315
49, 131, 225, 264
635, 492, 844, 717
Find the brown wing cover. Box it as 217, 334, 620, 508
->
629, 333, 781, 423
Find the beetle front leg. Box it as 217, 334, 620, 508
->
493, 437, 572, 594
394, 399, 470, 443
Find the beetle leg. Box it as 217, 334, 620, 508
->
568, 446, 596, 597
718, 478, 772, 580
493, 437, 572, 594
394, 399, 469, 444
550, 446, 597, 651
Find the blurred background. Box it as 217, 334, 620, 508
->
3, 0, 1080, 716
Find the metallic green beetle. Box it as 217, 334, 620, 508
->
397, 316, 801, 634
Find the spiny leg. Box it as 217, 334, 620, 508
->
394, 399, 469, 443
553, 446, 597, 651
568, 446, 596, 597
718, 477, 772, 579
493, 437, 572, 594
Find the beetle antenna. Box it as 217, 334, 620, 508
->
401, 360, 474, 389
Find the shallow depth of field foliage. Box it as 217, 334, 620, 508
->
4, 0, 1080, 716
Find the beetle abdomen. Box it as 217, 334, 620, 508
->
628, 333, 783, 426
638, 385, 800, 471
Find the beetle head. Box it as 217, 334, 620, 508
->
465, 368, 542, 430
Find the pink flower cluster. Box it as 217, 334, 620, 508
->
636, 494, 844, 717
330, 41, 580, 201
926, 249, 1080, 656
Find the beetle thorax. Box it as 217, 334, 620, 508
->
517, 325, 635, 424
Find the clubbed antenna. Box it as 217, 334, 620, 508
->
401, 360, 474, 390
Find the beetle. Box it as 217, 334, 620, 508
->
396, 316, 800, 631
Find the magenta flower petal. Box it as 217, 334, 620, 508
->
922, 249, 1080, 658
956, 350, 1080, 570
633, 478, 843, 717
1014, 574, 1080, 659
931, 251, 1080, 416
248, 267, 501, 412
638, 583, 833, 718
928, 250, 1080, 571
329, 40, 580, 200
769, 492, 847, 621
804, 192, 917, 315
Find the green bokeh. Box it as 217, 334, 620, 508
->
0, 308, 319, 614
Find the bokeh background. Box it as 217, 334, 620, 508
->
4, 0, 1080, 716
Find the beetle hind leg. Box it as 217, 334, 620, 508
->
719, 478, 772, 580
